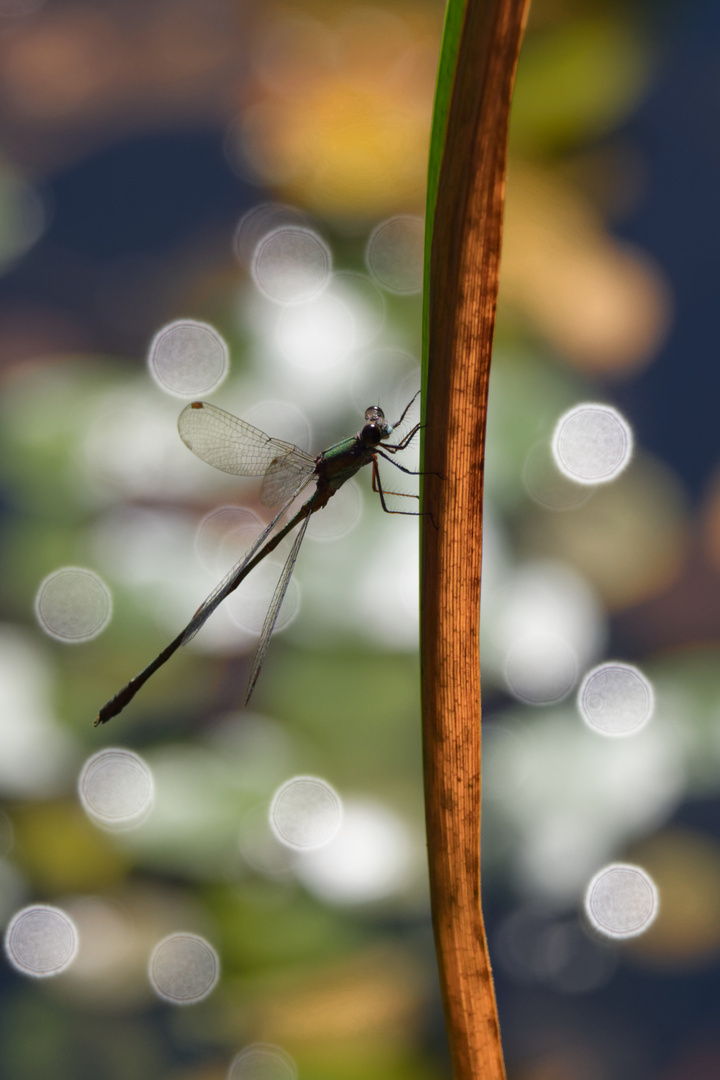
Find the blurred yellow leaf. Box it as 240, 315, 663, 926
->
12, 801, 131, 892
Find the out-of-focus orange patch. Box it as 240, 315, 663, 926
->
3, 8, 124, 117
238, 5, 439, 219
501, 164, 672, 375
0, 0, 239, 136
224, 944, 426, 1047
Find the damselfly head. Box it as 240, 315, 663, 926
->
361, 405, 392, 444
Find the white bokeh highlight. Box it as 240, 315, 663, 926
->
195, 506, 266, 577
148, 320, 229, 398
276, 290, 354, 370
0, 625, 78, 798
252, 226, 331, 304
585, 863, 659, 939
148, 933, 220, 1004
35, 567, 112, 642
487, 560, 604, 706
270, 776, 342, 850
523, 439, 595, 510
504, 633, 579, 705
4, 905, 79, 978
234, 203, 310, 268
578, 662, 655, 737
228, 1043, 298, 1080
365, 215, 424, 294
330, 271, 386, 347
552, 403, 633, 485
79, 748, 154, 830
481, 711, 684, 903
295, 799, 413, 904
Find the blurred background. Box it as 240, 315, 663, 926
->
1, 0, 720, 1077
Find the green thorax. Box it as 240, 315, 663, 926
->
318, 434, 378, 490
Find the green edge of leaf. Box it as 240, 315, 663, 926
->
421, 0, 466, 415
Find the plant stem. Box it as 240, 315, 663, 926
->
420, 1, 531, 1077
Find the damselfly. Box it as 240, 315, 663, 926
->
95, 394, 421, 725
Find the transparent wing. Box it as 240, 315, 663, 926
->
260, 456, 314, 506
244, 506, 313, 704
178, 401, 315, 506
96, 474, 316, 726
180, 473, 315, 646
